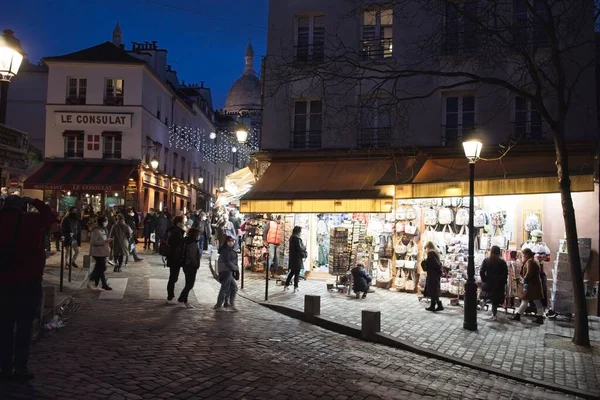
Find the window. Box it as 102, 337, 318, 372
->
104, 78, 124, 105
296, 15, 325, 62
292, 100, 322, 149
361, 9, 393, 60
359, 98, 391, 148
172, 153, 178, 177
163, 147, 169, 173
67, 78, 86, 104
103, 134, 122, 159
514, 96, 543, 139
86, 134, 100, 152
443, 95, 475, 143
444, 2, 478, 55
512, 0, 549, 47
157, 96, 162, 120
181, 157, 185, 180
64, 132, 84, 158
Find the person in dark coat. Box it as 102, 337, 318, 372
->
154, 211, 168, 253
511, 248, 545, 324
60, 207, 81, 268
166, 217, 186, 304
197, 212, 212, 252
351, 263, 372, 299
480, 245, 508, 321
143, 209, 157, 250
284, 226, 306, 292
422, 241, 443, 312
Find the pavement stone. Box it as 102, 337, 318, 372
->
0, 250, 583, 399
239, 263, 600, 397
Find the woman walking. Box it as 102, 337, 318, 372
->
109, 214, 131, 272
511, 248, 545, 324
422, 241, 443, 312
177, 228, 201, 308
480, 245, 508, 321
214, 235, 239, 311
87, 216, 113, 291
284, 226, 306, 293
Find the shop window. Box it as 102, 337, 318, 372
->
296, 15, 325, 63
361, 8, 393, 60
64, 132, 84, 158
444, 2, 478, 55
512, 0, 549, 48
514, 96, 544, 139
103, 134, 122, 159
443, 95, 475, 144
104, 78, 124, 105
292, 100, 322, 149
359, 98, 391, 148
66, 77, 86, 105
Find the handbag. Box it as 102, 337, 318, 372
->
404, 221, 417, 236
473, 210, 486, 228
395, 221, 405, 233
395, 268, 406, 290
395, 259, 405, 269
405, 207, 417, 220
405, 270, 415, 291
438, 207, 454, 225
150, 233, 156, 243
376, 261, 392, 287
404, 258, 417, 270
424, 208, 437, 226
455, 208, 469, 226
383, 222, 394, 233
385, 235, 393, 259
491, 235, 508, 249
396, 207, 407, 221
525, 212, 541, 232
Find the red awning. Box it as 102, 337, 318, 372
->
24, 162, 136, 191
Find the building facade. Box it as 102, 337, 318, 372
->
24, 24, 239, 214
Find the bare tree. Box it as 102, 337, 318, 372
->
264, 0, 597, 345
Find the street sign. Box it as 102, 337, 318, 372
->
9, 178, 18, 187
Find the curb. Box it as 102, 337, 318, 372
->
252, 300, 598, 400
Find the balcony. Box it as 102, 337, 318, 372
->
104, 95, 124, 106
358, 127, 391, 148
290, 130, 322, 149
103, 152, 122, 160
66, 96, 86, 105
360, 38, 393, 61
441, 124, 476, 146
510, 121, 548, 142
295, 44, 325, 63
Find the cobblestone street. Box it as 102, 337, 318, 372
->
0, 250, 573, 399
239, 266, 600, 397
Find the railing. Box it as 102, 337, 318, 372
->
360, 38, 393, 60
358, 127, 392, 148
64, 151, 84, 158
511, 121, 547, 141
295, 44, 325, 63
441, 124, 476, 146
102, 152, 122, 160
66, 96, 86, 105
104, 95, 124, 106
290, 130, 322, 149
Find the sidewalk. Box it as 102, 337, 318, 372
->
238, 272, 600, 397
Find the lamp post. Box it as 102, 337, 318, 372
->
462, 139, 482, 331
198, 176, 204, 184
235, 124, 248, 144
149, 156, 159, 170
0, 29, 24, 124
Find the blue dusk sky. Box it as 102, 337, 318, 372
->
1, 0, 269, 109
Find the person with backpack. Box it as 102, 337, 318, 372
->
0, 195, 56, 381
166, 216, 185, 304
176, 228, 201, 308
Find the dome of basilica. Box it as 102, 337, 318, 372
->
224, 41, 261, 114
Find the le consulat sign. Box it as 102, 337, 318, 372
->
55, 112, 132, 128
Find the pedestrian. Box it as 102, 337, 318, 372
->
0, 195, 56, 381
351, 263, 372, 299
511, 248, 545, 324
53, 211, 64, 251
166, 216, 186, 304
109, 214, 131, 272
217, 214, 236, 248
422, 241, 444, 312
60, 206, 81, 268
284, 226, 307, 292
125, 211, 143, 262
177, 227, 201, 308
87, 216, 113, 291
143, 208, 157, 250
229, 209, 242, 250
480, 245, 508, 321
198, 212, 211, 252
214, 235, 239, 311
154, 211, 168, 253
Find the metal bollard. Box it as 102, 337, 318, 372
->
265, 253, 269, 301
59, 239, 64, 292
68, 234, 73, 283
241, 242, 245, 290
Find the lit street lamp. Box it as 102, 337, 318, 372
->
462, 139, 482, 332
0, 29, 24, 124
235, 123, 248, 144
150, 156, 159, 170
198, 176, 204, 184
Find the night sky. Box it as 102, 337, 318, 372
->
1, 0, 268, 109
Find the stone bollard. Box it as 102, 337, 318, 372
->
304, 295, 321, 317
361, 310, 381, 340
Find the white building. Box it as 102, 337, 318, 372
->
24, 24, 238, 214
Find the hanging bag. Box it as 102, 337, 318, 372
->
405, 270, 415, 291
473, 210, 486, 228
404, 221, 418, 236
424, 208, 437, 226
455, 208, 469, 226
438, 207, 454, 225
395, 221, 405, 234
405, 206, 417, 220
395, 207, 407, 221
395, 268, 406, 290
385, 235, 393, 259
376, 260, 392, 288
525, 212, 541, 232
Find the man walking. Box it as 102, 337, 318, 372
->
61, 206, 81, 268
143, 209, 157, 251
166, 216, 185, 304
0, 195, 56, 381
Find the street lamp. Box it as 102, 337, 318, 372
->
0, 29, 24, 124
462, 139, 482, 332
235, 124, 248, 144
198, 176, 204, 184
150, 156, 159, 170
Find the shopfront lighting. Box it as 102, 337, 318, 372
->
85, 193, 90, 198
235, 124, 248, 144
209, 132, 217, 140
463, 140, 482, 163
150, 156, 159, 170
219, 186, 224, 192
114, 193, 119, 197
67, 191, 71, 196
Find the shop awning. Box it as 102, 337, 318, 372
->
216, 167, 256, 207
24, 162, 136, 191
240, 160, 394, 213
392, 153, 596, 198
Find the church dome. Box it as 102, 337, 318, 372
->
224, 41, 261, 113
